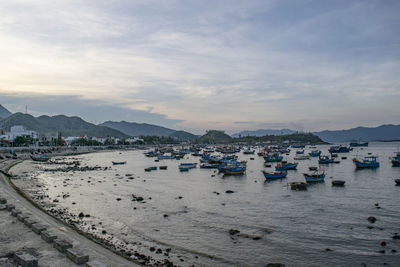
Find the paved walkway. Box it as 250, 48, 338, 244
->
0, 159, 139, 267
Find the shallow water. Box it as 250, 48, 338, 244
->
25, 143, 400, 266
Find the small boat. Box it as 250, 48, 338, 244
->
332, 180, 345, 186
303, 170, 326, 182
222, 167, 246, 175
392, 152, 400, 167
243, 149, 255, 155
290, 182, 307, 190
329, 146, 350, 153
263, 154, 283, 162
159, 166, 168, 170
330, 153, 338, 158
200, 163, 219, 169
395, 179, 400, 186
341, 156, 347, 160
309, 166, 318, 171
31, 155, 49, 162
294, 155, 310, 160
150, 166, 157, 170
349, 141, 368, 147
179, 167, 189, 172
144, 167, 152, 172
179, 163, 197, 169
296, 150, 305, 155
353, 156, 379, 169
319, 156, 334, 164
112, 161, 126, 165
309, 150, 321, 157
275, 163, 298, 171
262, 170, 287, 180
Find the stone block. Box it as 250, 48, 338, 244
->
24, 218, 37, 227
17, 213, 30, 222
31, 223, 47, 234
6, 204, 15, 211
66, 248, 89, 264
0, 204, 6, 210
54, 239, 73, 253
86, 260, 107, 267
0, 197, 6, 204
13, 251, 38, 267
11, 209, 21, 217
41, 231, 57, 243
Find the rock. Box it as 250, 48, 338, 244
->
150, 247, 156, 252
66, 248, 89, 264
0, 197, 7, 204
102, 230, 107, 234
380, 241, 387, 246
6, 204, 15, 211
229, 229, 240, 235
11, 209, 21, 217
78, 212, 85, 218
13, 251, 38, 267
266, 264, 285, 267
367, 216, 376, 223
392, 233, 400, 240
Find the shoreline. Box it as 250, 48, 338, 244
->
5, 150, 182, 266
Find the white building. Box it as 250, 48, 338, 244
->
1, 125, 38, 141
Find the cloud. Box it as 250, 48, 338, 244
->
0, 0, 399, 132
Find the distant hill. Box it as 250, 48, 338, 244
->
100, 121, 197, 140
0, 104, 12, 119
196, 130, 232, 144
313, 124, 400, 142
234, 132, 325, 145
232, 128, 298, 137
0, 113, 128, 138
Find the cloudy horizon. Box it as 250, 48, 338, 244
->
1, 0, 399, 135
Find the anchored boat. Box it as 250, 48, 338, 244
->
262, 170, 287, 180
353, 156, 379, 169
303, 170, 326, 182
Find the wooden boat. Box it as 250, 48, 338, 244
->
262, 170, 287, 180
275, 163, 298, 171
159, 166, 168, 170
31, 155, 49, 162
290, 182, 307, 190
179, 163, 197, 169
303, 170, 325, 182
112, 161, 126, 165
332, 180, 345, 186
144, 167, 152, 172
319, 156, 334, 164
294, 155, 310, 160
222, 167, 246, 175
353, 156, 379, 169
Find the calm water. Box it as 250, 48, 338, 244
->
34, 143, 400, 266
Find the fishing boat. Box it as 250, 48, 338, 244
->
309, 150, 321, 157
159, 166, 168, 170
179, 167, 189, 172
157, 154, 175, 160
243, 149, 255, 155
263, 153, 283, 162
200, 163, 219, 169
275, 163, 298, 171
319, 155, 334, 164
31, 155, 49, 162
303, 170, 326, 182
309, 166, 318, 171
294, 155, 310, 160
262, 170, 287, 180
392, 152, 400, 167
290, 182, 307, 190
332, 180, 345, 186
349, 141, 368, 147
221, 166, 246, 175
329, 146, 350, 153
353, 156, 379, 169
112, 161, 126, 165
179, 163, 197, 169
296, 150, 305, 155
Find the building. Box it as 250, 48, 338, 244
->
0, 125, 38, 141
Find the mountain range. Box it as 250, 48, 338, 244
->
313, 124, 400, 142
100, 121, 198, 141
0, 104, 12, 119
231, 128, 299, 137
0, 113, 128, 138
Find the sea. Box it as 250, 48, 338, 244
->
29, 142, 400, 266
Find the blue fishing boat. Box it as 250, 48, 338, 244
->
329, 146, 350, 153
303, 170, 325, 182
221, 166, 246, 175
275, 163, 298, 171
179, 167, 189, 172
157, 154, 175, 160
349, 141, 368, 147
243, 149, 255, 154
296, 150, 304, 155
262, 170, 287, 180
263, 153, 283, 162
319, 156, 334, 164
309, 150, 321, 157
353, 156, 379, 169
200, 163, 219, 169
392, 153, 400, 167
112, 161, 127, 165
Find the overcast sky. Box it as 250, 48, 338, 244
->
1, 0, 399, 134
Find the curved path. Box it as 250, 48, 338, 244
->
0, 159, 139, 267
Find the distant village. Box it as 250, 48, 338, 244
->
0, 125, 143, 147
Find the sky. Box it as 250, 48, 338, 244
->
0, 0, 399, 135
